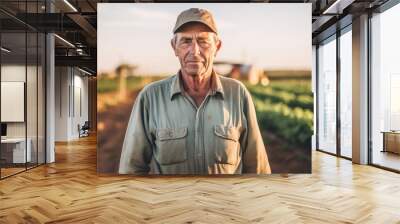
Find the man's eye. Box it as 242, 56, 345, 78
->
198, 40, 210, 47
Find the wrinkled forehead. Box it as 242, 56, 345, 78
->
176, 31, 214, 39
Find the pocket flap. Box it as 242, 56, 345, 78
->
157, 127, 187, 141
214, 125, 239, 142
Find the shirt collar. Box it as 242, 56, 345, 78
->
170, 70, 224, 100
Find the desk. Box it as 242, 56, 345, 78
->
1, 138, 32, 163
382, 131, 400, 154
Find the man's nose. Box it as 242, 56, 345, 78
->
188, 40, 200, 55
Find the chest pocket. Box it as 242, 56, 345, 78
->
214, 125, 241, 165
154, 127, 188, 165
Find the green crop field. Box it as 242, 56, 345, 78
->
245, 80, 313, 148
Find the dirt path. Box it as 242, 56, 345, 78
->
97, 90, 140, 173
262, 131, 310, 173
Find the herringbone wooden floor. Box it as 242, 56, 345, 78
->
1, 135, 400, 224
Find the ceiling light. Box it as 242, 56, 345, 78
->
78, 67, 93, 76
54, 34, 75, 48
1, 47, 11, 53
63, 0, 78, 12
322, 0, 354, 15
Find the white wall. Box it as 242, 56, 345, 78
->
1, 66, 26, 126
1, 64, 46, 164
55, 66, 69, 141
1, 65, 30, 138
54, 67, 89, 141
1, 65, 26, 145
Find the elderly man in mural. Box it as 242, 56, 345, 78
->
119, 8, 270, 175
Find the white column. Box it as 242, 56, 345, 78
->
352, 14, 369, 164
45, 0, 56, 163
46, 33, 55, 163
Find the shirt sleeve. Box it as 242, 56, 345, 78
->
240, 86, 271, 174
119, 89, 153, 174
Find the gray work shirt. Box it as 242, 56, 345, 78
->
119, 71, 271, 175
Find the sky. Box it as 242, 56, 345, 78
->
98, 3, 311, 75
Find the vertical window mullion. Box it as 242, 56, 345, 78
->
316, 45, 320, 150
336, 30, 341, 157
25, 0, 28, 171
36, 0, 39, 167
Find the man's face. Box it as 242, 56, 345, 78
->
171, 23, 221, 77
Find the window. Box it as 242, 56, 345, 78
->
317, 36, 337, 154
339, 28, 352, 158
370, 3, 400, 171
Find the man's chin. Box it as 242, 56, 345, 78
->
184, 69, 203, 77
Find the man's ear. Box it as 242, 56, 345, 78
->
214, 39, 222, 56
171, 38, 178, 56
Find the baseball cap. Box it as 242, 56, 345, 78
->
173, 8, 218, 34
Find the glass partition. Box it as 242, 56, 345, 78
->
0, 1, 46, 179
38, 32, 45, 165
1, 31, 28, 178
27, 30, 38, 169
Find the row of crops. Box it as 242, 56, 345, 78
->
245, 80, 314, 148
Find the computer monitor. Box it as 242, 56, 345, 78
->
1, 123, 7, 137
